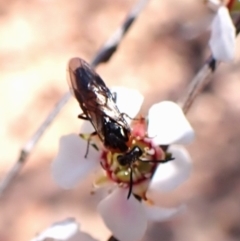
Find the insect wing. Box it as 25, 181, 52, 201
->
68, 57, 130, 132
67, 57, 108, 141
67, 58, 107, 107
96, 91, 130, 130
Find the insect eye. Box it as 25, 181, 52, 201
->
117, 155, 127, 166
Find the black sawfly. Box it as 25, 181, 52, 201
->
67, 57, 173, 199
67, 57, 131, 155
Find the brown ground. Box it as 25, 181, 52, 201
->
1, 0, 240, 241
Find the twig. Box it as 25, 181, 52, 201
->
0, 0, 150, 197
0, 92, 72, 196
178, 15, 240, 114
178, 56, 217, 114
107, 236, 120, 241
91, 0, 149, 67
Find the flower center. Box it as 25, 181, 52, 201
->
100, 136, 165, 192
85, 117, 171, 197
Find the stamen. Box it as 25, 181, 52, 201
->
100, 131, 171, 198
145, 148, 155, 155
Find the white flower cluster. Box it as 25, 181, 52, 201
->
51, 88, 194, 241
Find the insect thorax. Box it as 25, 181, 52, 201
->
103, 117, 130, 152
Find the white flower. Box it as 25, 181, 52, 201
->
180, 1, 236, 62
208, 2, 236, 61
30, 218, 97, 241
52, 87, 194, 241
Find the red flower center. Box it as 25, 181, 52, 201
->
100, 118, 165, 194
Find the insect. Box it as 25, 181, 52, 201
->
67, 57, 131, 155
67, 57, 174, 199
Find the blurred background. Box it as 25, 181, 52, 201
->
1, 0, 240, 240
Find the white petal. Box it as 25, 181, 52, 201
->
52, 134, 100, 189
97, 188, 148, 241
148, 145, 192, 193
110, 87, 144, 119
209, 6, 235, 62
143, 203, 186, 222
31, 218, 98, 241
207, 0, 221, 11
147, 101, 194, 145
30, 218, 78, 241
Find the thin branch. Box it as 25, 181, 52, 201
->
178, 15, 240, 114
178, 56, 217, 114
0, 0, 150, 197
91, 0, 149, 67
107, 236, 120, 241
0, 92, 72, 196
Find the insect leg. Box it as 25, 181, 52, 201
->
140, 157, 175, 163
78, 113, 89, 120
127, 167, 133, 199
111, 91, 117, 103
120, 112, 142, 122
84, 131, 97, 158
155, 157, 175, 163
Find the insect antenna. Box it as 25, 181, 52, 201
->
140, 157, 175, 163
